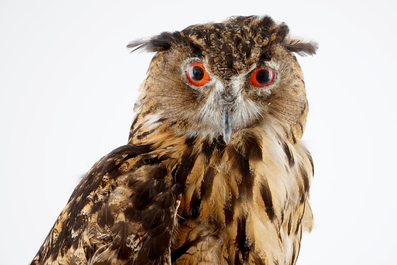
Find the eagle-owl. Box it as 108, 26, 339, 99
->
30, 15, 317, 265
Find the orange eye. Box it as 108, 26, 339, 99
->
249, 66, 275, 87
185, 61, 210, 87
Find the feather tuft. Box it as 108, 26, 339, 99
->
127, 31, 186, 53
285, 38, 318, 56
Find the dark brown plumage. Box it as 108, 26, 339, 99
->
30, 15, 317, 265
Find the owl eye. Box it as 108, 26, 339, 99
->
185, 61, 210, 87
250, 66, 275, 87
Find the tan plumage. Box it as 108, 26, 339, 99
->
30, 15, 317, 265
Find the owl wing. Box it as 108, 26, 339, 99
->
30, 144, 181, 265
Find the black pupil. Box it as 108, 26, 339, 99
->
191, 66, 204, 81
256, 69, 270, 84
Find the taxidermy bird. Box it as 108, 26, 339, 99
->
30, 15, 317, 265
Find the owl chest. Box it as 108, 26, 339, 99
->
172, 156, 286, 264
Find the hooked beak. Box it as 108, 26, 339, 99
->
221, 107, 233, 144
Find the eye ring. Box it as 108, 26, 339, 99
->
249, 66, 276, 87
185, 61, 210, 87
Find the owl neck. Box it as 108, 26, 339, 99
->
129, 116, 263, 206
127, 113, 312, 225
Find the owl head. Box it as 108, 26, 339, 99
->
128, 15, 317, 144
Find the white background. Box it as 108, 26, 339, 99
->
1, 0, 396, 264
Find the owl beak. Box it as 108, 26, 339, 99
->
221, 108, 232, 144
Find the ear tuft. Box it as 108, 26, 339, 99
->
285, 38, 318, 56
127, 36, 154, 53
127, 31, 185, 53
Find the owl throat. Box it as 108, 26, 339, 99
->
128, 108, 312, 263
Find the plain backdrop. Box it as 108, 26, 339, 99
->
1, 0, 396, 264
